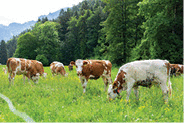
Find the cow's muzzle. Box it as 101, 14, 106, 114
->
115, 88, 120, 95
77, 71, 82, 76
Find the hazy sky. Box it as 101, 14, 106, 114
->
0, 0, 84, 26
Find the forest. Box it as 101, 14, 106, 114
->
0, 0, 182, 66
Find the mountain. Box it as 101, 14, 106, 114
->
0, 7, 68, 42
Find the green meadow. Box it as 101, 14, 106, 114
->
0, 65, 183, 122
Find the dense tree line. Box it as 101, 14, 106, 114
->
0, 0, 182, 66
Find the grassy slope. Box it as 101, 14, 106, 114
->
0, 65, 183, 122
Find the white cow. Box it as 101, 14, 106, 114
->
108, 59, 172, 103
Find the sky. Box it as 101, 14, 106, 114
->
0, 0, 84, 26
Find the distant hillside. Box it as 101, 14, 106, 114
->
0, 21, 36, 41
0, 7, 68, 42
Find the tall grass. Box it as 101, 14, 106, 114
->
0, 65, 183, 122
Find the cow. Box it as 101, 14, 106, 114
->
108, 59, 172, 103
75, 59, 112, 93
6, 58, 46, 85
170, 64, 183, 77
68, 61, 75, 71
50, 61, 68, 77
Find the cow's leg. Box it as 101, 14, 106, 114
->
51, 71, 55, 76
133, 87, 139, 100
8, 73, 12, 85
82, 79, 88, 93
106, 74, 113, 84
11, 72, 16, 85
102, 76, 108, 91
79, 76, 88, 93
26, 72, 31, 84
166, 71, 172, 97
23, 75, 26, 84
126, 79, 135, 102
160, 81, 169, 103
102, 72, 112, 91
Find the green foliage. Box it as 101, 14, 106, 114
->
14, 32, 37, 59
34, 21, 60, 65
78, 10, 92, 58
0, 65, 183, 122
36, 54, 49, 65
14, 21, 60, 66
86, 6, 105, 57
57, 8, 72, 42
0, 40, 8, 64
64, 17, 80, 62
6, 36, 17, 58
5, 0, 182, 65
137, 0, 183, 63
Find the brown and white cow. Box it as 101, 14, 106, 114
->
108, 59, 172, 103
75, 59, 112, 93
7, 58, 47, 85
50, 61, 68, 77
170, 64, 183, 77
68, 61, 75, 71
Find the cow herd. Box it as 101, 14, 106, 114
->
3, 58, 184, 103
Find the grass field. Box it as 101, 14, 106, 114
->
0, 65, 183, 122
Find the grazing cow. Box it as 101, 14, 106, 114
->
50, 61, 68, 77
75, 59, 112, 93
170, 64, 183, 77
68, 61, 75, 71
108, 59, 172, 103
7, 58, 46, 85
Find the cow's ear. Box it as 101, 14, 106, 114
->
83, 61, 88, 65
71, 61, 75, 65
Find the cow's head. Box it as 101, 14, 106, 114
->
75, 59, 88, 75
31, 73, 40, 83
62, 68, 68, 77
108, 70, 126, 100
70, 61, 75, 66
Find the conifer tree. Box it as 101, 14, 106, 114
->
0, 40, 8, 64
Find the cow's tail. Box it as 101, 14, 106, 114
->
6, 59, 11, 73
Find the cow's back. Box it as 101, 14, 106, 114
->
83, 60, 112, 77
31, 60, 44, 75
119, 60, 169, 81
7, 58, 17, 72
88, 61, 105, 76
7, 58, 26, 74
